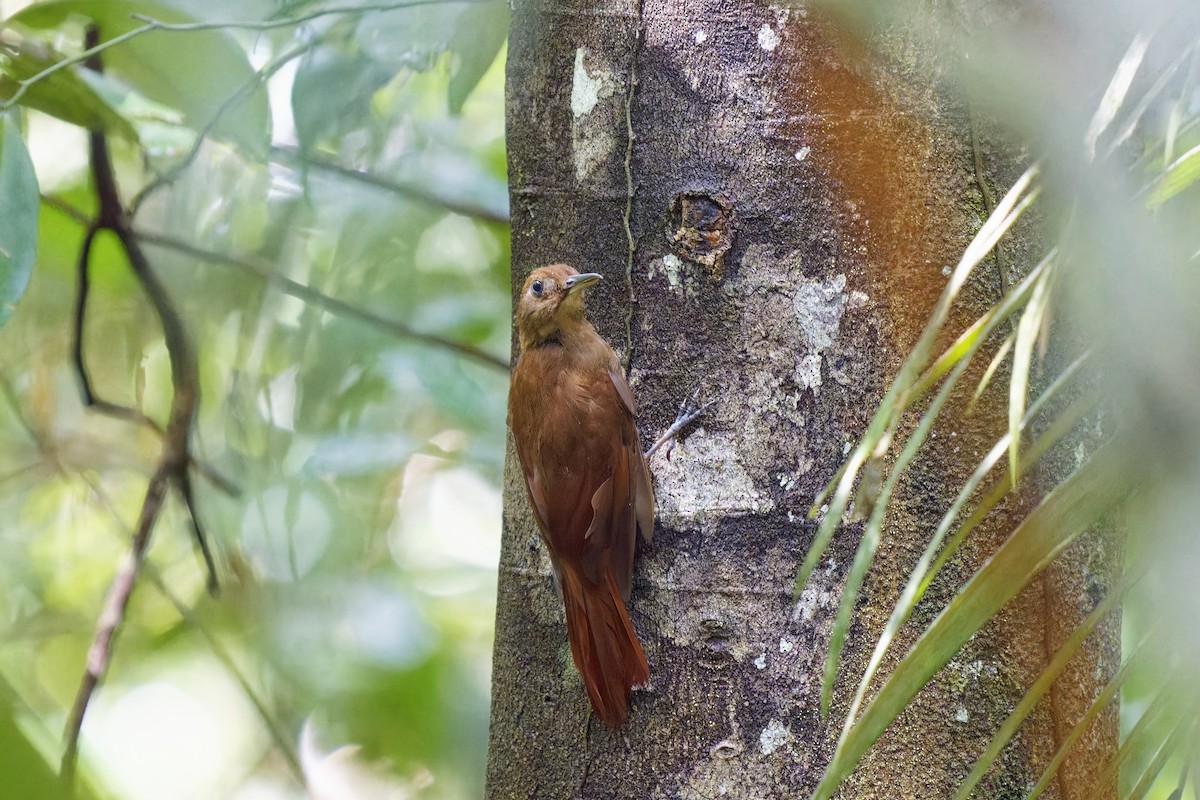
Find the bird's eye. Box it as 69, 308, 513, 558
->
531, 279, 544, 297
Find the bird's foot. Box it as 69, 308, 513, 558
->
645, 386, 712, 459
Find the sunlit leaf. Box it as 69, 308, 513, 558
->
0, 38, 138, 141
1148, 142, 1200, 208
840, 355, 1093, 752
0, 113, 38, 328
10, 0, 270, 155
798, 170, 1041, 598
821, 356, 973, 716
1084, 31, 1151, 159
969, 330, 1013, 410
1008, 270, 1050, 487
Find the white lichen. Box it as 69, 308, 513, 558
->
569, 47, 619, 181
570, 47, 615, 118
648, 253, 694, 298
759, 719, 790, 755
757, 24, 781, 52
650, 430, 775, 524
792, 273, 850, 394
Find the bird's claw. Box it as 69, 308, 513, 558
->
646, 386, 712, 459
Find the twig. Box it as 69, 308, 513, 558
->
81, 474, 306, 785
271, 145, 510, 224
0, 0, 484, 113
130, 37, 322, 214
62, 460, 171, 784
61, 31, 217, 784
620, 9, 644, 372
134, 228, 511, 372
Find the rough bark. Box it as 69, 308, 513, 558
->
487, 1, 1117, 798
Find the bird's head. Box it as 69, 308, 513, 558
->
515, 263, 601, 351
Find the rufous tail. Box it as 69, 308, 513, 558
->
560, 568, 649, 727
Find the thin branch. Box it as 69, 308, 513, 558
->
0, 0, 483, 113
270, 145, 510, 224
81, 473, 305, 785
134, 228, 511, 371
62, 461, 171, 784
130, 37, 321, 214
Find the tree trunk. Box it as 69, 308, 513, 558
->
487, 2, 1117, 798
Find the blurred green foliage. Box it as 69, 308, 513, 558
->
0, 0, 510, 797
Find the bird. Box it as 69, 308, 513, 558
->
508, 262, 654, 727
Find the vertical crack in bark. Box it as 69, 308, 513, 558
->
969, 110, 1010, 300
621, 0, 644, 372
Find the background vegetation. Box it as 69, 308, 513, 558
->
1, 1, 509, 797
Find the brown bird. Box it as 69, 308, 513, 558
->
508, 263, 654, 727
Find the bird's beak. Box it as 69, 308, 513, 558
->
565, 273, 602, 294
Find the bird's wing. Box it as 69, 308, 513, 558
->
608, 367, 655, 544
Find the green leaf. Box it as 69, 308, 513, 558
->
446, 0, 508, 113
291, 45, 392, 156
1009, 270, 1050, 487
797, 168, 1040, 599
1022, 631, 1150, 800
0, 114, 38, 328
0, 38, 139, 141
810, 445, 1126, 800
1148, 142, 1200, 208
837, 356, 1094, 756
10, 0, 270, 155
821, 355, 973, 717
954, 573, 1132, 800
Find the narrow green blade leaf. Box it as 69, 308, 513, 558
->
810, 446, 1125, 800
1126, 716, 1193, 800
798, 170, 1041, 598
969, 331, 1014, 410
1088, 669, 1180, 799
1009, 271, 1049, 488
821, 356, 972, 716
1084, 30, 1151, 158
1148, 142, 1200, 208
840, 361, 1094, 755
955, 575, 1134, 800
0, 114, 38, 328
1024, 630, 1154, 800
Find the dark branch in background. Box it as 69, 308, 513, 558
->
81, 474, 306, 785
61, 30, 219, 786
271, 145, 510, 224
135, 229, 512, 371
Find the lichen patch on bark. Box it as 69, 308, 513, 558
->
569, 47, 620, 181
